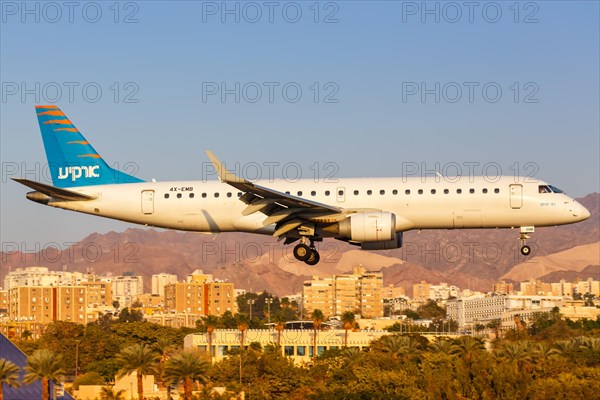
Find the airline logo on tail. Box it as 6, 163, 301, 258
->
58, 165, 101, 181
34, 105, 144, 188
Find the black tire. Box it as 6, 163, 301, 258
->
293, 243, 312, 261
305, 250, 320, 266
520, 245, 531, 256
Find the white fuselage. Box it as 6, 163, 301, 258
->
44, 176, 589, 236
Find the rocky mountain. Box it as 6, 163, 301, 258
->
1, 193, 598, 296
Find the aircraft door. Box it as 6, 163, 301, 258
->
336, 187, 345, 203
141, 190, 154, 214
509, 184, 522, 209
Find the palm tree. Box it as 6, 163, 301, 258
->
100, 386, 127, 400
310, 309, 325, 359
486, 319, 502, 339
164, 349, 210, 400
273, 313, 287, 348
154, 337, 177, 396
0, 358, 21, 400
115, 343, 160, 400
23, 349, 65, 400
203, 315, 220, 358
237, 315, 249, 350
340, 311, 356, 348
430, 338, 453, 355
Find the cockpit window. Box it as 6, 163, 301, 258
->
539, 185, 564, 194
548, 185, 563, 193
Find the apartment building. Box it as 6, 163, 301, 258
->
303, 266, 384, 318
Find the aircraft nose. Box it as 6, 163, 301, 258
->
571, 201, 590, 221
579, 204, 591, 220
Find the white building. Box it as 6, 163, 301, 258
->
429, 283, 460, 300
151, 273, 178, 297
446, 294, 565, 331
113, 275, 144, 308
3, 266, 84, 289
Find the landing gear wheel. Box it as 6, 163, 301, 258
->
304, 250, 320, 266
293, 243, 312, 261
520, 245, 531, 256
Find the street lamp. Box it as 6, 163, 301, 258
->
265, 298, 274, 324
247, 299, 255, 320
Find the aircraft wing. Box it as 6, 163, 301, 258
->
206, 151, 345, 239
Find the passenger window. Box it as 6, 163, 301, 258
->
457, 189, 462, 194
418, 189, 423, 195
469, 189, 475, 194
392, 189, 398, 195
177, 193, 182, 199
354, 190, 359, 195
444, 189, 449, 194
325, 190, 330, 196
285, 191, 290, 195
431, 189, 436, 194
227, 192, 232, 198
311, 191, 316, 196
214, 193, 219, 198
297, 191, 303, 196
189, 193, 195, 198
380, 190, 385, 195
338, 190, 344, 196
237, 192, 242, 197
202, 193, 207, 198
405, 189, 410, 195
482, 188, 488, 194
164, 193, 169, 199
494, 188, 500, 194
367, 190, 372, 195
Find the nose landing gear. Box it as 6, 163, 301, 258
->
293, 238, 321, 265
519, 226, 534, 256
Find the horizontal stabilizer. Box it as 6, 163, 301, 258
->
12, 178, 96, 201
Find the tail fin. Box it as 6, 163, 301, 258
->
35, 105, 144, 188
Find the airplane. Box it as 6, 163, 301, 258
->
14, 105, 591, 265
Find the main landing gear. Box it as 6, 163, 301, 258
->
519, 226, 534, 256
293, 240, 320, 266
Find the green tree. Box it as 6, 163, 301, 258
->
23, 349, 66, 400
310, 309, 325, 359
164, 349, 210, 400
116, 307, 144, 323
72, 371, 105, 390
115, 343, 160, 400
417, 299, 446, 319
341, 312, 356, 348
0, 358, 21, 400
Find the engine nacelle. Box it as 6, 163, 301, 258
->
360, 232, 403, 250
338, 211, 396, 243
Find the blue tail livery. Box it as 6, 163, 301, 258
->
35, 105, 144, 188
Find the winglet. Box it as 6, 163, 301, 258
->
205, 150, 247, 184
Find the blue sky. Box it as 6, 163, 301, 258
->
1, 1, 598, 247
